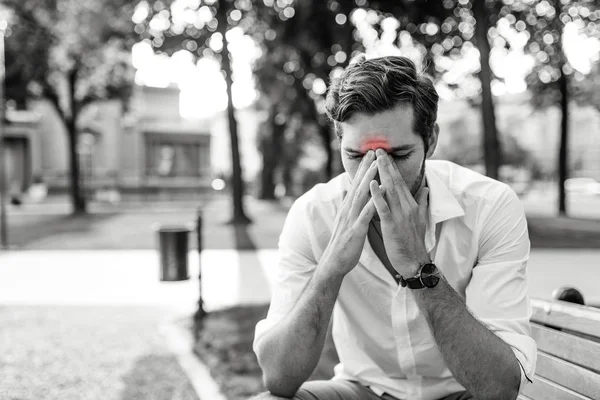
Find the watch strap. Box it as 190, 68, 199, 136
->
400, 275, 425, 289
401, 263, 439, 289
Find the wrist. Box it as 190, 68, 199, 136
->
397, 254, 431, 278
317, 254, 348, 285
410, 255, 432, 273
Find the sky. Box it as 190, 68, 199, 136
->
131, 8, 600, 120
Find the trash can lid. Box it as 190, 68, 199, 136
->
151, 223, 194, 232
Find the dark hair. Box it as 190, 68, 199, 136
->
325, 55, 439, 149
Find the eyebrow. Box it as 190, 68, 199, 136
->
343, 144, 416, 154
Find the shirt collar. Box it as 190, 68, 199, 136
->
425, 166, 465, 225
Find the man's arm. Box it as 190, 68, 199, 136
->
371, 149, 529, 400
255, 151, 379, 397
408, 185, 533, 399
255, 260, 344, 397
411, 278, 521, 400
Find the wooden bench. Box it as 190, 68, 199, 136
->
518, 298, 600, 400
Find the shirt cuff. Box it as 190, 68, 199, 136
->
493, 331, 537, 392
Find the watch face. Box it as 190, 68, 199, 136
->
421, 263, 440, 288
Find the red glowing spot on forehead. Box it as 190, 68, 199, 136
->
360, 136, 392, 153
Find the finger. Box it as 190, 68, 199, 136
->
389, 157, 415, 206
357, 197, 376, 226
351, 160, 378, 216
350, 150, 375, 195
370, 179, 392, 219
341, 152, 372, 212
375, 149, 401, 209
380, 150, 412, 206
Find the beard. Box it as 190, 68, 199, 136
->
410, 157, 427, 197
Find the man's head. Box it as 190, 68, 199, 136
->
325, 55, 440, 196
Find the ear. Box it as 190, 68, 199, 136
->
425, 123, 440, 159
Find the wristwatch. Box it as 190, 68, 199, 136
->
400, 263, 441, 289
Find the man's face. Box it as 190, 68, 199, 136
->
340, 104, 436, 197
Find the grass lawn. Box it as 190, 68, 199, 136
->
527, 216, 600, 248
193, 305, 338, 400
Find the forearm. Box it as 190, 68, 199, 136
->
256, 260, 344, 397
412, 278, 521, 400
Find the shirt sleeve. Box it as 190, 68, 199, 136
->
253, 196, 319, 355
465, 186, 537, 392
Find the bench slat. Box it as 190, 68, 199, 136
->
535, 352, 600, 399
522, 376, 593, 400
532, 324, 600, 373
531, 299, 600, 339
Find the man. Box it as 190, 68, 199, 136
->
252, 55, 536, 400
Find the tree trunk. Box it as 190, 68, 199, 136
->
473, 0, 501, 180
66, 67, 86, 214
258, 111, 284, 200
218, 5, 251, 224
319, 123, 334, 179
553, 0, 568, 216
558, 68, 569, 215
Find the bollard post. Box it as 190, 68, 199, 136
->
194, 209, 207, 322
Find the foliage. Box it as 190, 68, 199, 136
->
4, 0, 137, 114
2, 6, 52, 109
573, 61, 600, 110
251, 0, 361, 192
517, 0, 600, 108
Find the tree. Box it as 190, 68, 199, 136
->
472, 0, 502, 180
3, 6, 52, 110
519, 0, 599, 215
250, 0, 360, 199
138, 0, 253, 224
354, 1, 505, 180
4, 0, 137, 214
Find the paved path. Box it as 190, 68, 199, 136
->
0, 250, 277, 312
1, 248, 598, 311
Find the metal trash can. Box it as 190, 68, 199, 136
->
155, 225, 191, 281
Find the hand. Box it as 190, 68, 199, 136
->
370, 149, 430, 277
321, 150, 379, 278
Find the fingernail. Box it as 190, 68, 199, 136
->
376, 148, 386, 157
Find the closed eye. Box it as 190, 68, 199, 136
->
346, 153, 363, 160
346, 152, 412, 160
391, 152, 412, 160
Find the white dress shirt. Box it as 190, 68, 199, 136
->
253, 160, 537, 400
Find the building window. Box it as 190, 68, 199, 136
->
145, 133, 208, 178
